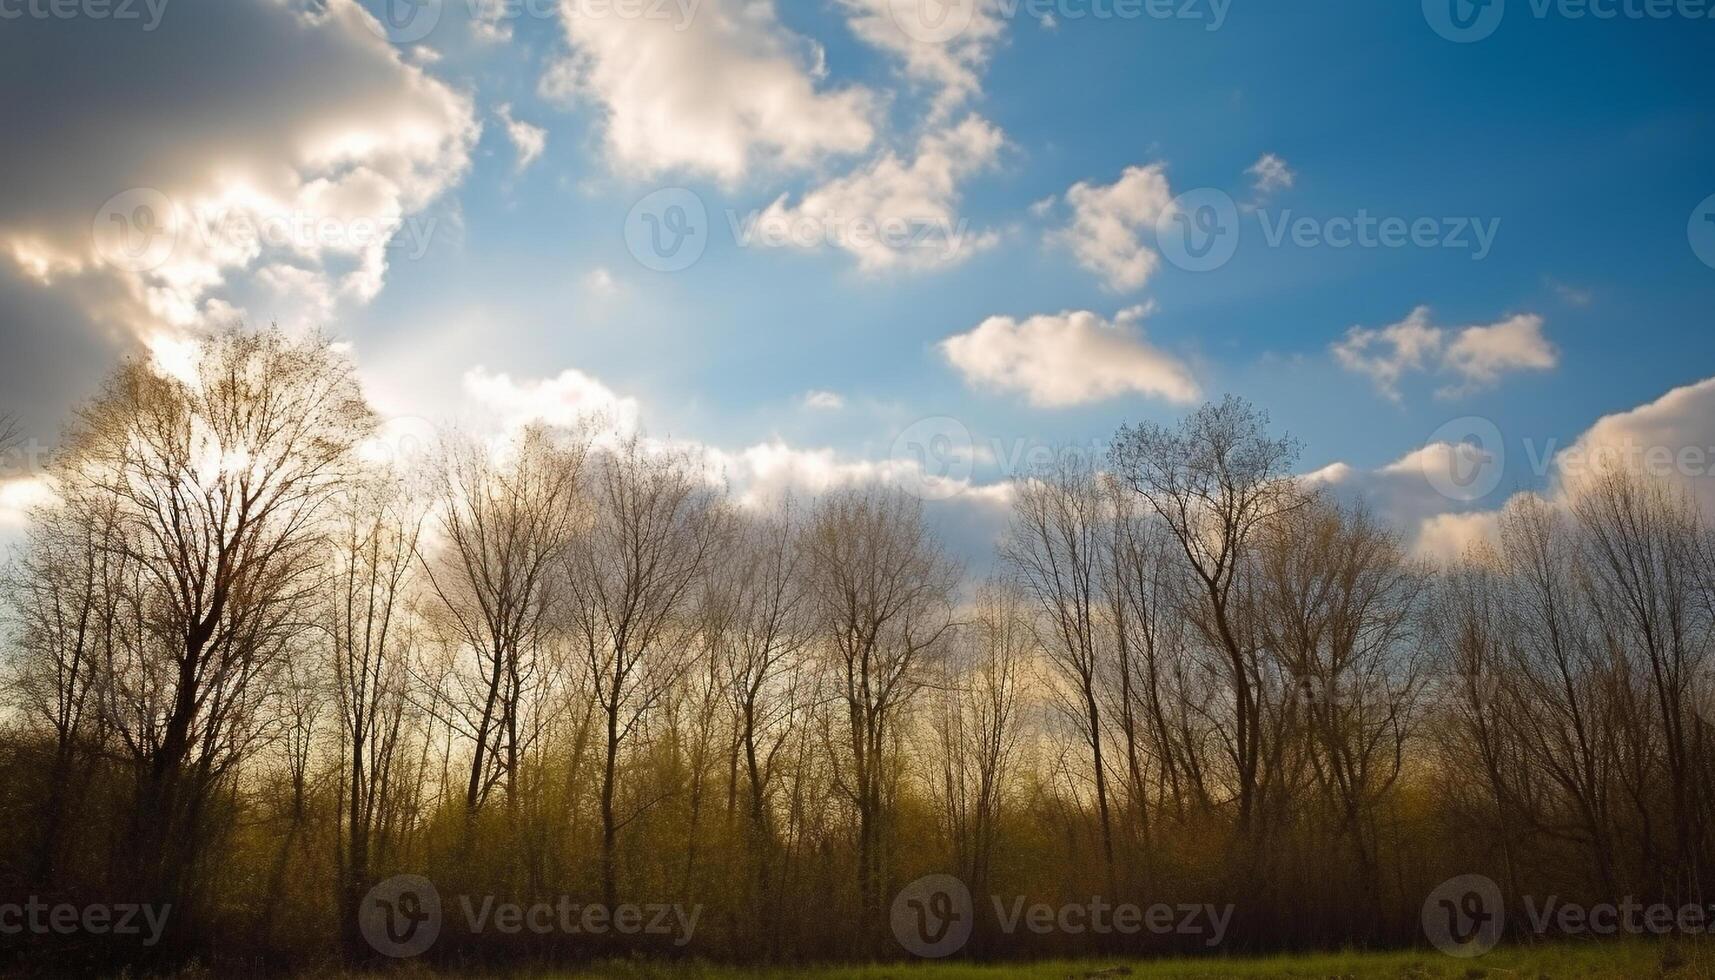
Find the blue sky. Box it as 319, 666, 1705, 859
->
2, 0, 1713, 560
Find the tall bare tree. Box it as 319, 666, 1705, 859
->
561, 436, 725, 908
53, 328, 374, 900
1110, 396, 1303, 831
422, 426, 585, 827
1001, 457, 1118, 890
325, 479, 426, 947
805, 487, 958, 940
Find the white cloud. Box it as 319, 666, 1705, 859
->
1304, 443, 1505, 561
1552, 375, 1715, 514
1332, 306, 1556, 401
456, 363, 1012, 565
940, 305, 1199, 407
1330, 306, 1445, 402
0, 0, 478, 360
471, 0, 515, 42
1440, 313, 1558, 397
463, 366, 642, 436
1246, 153, 1295, 196
837, 0, 1007, 118
753, 116, 1003, 272
803, 390, 846, 410
1414, 510, 1503, 565
1308, 374, 1715, 563
544, 0, 875, 182
1049, 164, 1175, 292
0, 475, 54, 528
498, 103, 547, 172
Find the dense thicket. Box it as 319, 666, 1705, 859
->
3, 329, 1714, 973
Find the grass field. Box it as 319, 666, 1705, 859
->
336, 941, 1715, 979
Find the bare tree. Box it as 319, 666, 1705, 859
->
1573, 470, 1715, 897
1110, 395, 1303, 831
805, 487, 958, 940
422, 426, 585, 828
325, 479, 426, 947
561, 436, 725, 908
928, 580, 1027, 903
53, 327, 374, 899
1000, 457, 1118, 890
3, 493, 132, 883
707, 502, 815, 937
1251, 500, 1426, 897
1496, 493, 1620, 895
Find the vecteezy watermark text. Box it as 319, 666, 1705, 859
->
93, 188, 443, 275
359, 874, 699, 958
0, 898, 171, 947
1424, 873, 1715, 958
1151, 189, 1501, 274
0, 0, 167, 29
1425, 0, 1715, 42
891, 873, 1232, 958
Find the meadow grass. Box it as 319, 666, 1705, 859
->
345, 940, 1715, 979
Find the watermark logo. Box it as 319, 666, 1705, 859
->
888, 0, 978, 43
1423, 874, 1504, 957
891, 874, 1233, 958
357, 875, 700, 957
368, 0, 443, 43
1152, 188, 1499, 273
360, 874, 442, 958
625, 187, 708, 273
1690, 193, 1715, 271
93, 188, 179, 274
890, 416, 975, 501
1423, 416, 1506, 502
1424, 0, 1505, 42
1428, 0, 1714, 41
1156, 188, 1241, 273
892, 873, 974, 958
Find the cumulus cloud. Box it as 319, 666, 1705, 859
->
1048, 164, 1175, 292
457, 362, 1013, 566
1332, 306, 1556, 401
1303, 445, 1506, 561
1309, 374, 1715, 563
463, 366, 643, 436
1330, 307, 1445, 402
1551, 375, 1715, 514
1440, 313, 1559, 396
0, 0, 478, 401
544, 0, 875, 182
498, 103, 547, 172
837, 0, 1007, 118
940, 305, 1199, 407
803, 390, 846, 410
752, 116, 1003, 272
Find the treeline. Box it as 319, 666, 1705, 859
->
2, 328, 1714, 973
